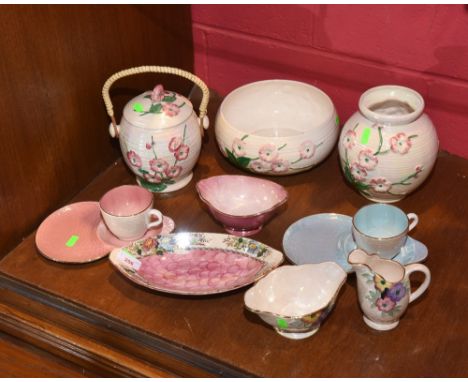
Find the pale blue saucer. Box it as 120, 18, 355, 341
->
282, 213, 428, 273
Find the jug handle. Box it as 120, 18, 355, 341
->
405, 263, 431, 303
102, 66, 210, 138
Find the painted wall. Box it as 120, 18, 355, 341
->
192, 4, 468, 158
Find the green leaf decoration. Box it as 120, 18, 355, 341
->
162, 95, 177, 103
143, 95, 151, 99
163, 178, 176, 185
138, 178, 167, 192
237, 156, 251, 168
354, 181, 370, 191
149, 103, 163, 114
226, 148, 238, 165
335, 115, 340, 126
138, 168, 149, 174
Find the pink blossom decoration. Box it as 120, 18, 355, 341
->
174, 144, 190, 161
162, 103, 180, 117
350, 162, 367, 181
249, 160, 271, 173
144, 172, 162, 184
149, 158, 169, 173
390, 132, 412, 154
343, 130, 357, 150
376, 297, 396, 312
232, 138, 246, 157
414, 164, 424, 177
168, 136, 183, 153
271, 158, 290, 173
370, 177, 392, 193
358, 148, 378, 170
299, 140, 316, 159
127, 150, 142, 168
145, 143, 152, 150
151, 84, 165, 103
166, 165, 182, 178
258, 144, 278, 162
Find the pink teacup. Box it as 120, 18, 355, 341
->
99, 185, 162, 241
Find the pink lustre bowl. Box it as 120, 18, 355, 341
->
196, 175, 288, 236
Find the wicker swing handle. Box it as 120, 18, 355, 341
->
102, 66, 210, 137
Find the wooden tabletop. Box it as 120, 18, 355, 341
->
0, 123, 467, 377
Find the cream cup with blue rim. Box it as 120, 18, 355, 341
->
352, 204, 418, 260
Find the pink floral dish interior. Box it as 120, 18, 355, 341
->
215, 79, 339, 176
196, 175, 288, 236
109, 232, 284, 295
36, 202, 114, 263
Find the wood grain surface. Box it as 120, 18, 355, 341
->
0, 330, 98, 377
0, 5, 193, 257
0, 94, 467, 376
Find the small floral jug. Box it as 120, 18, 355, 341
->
102, 66, 210, 193
348, 248, 431, 331
338, 85, 438, 203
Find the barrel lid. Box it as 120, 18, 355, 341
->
122, 84, 193, 129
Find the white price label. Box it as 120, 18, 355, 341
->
118, 250, 141, 271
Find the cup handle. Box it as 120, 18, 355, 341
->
407, 213, 418, 232
405, 263, 431, 303
146, 209, 163, 229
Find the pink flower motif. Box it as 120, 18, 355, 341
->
258, 144, 278, 162
390, 133, 412, 154
358, 148, 378, 170
249, 159, 272, 173
151, 84, 165, 103
168, 136, 183, 152
174, 144, 190, 161
232, 138, 246, 157
166, 165, 182, 178
145, 143, 152, 150
343, 130, 357, 150
350, 162, 367, 181
271, 158, 290, 173
370, 177, 392, 193
376, 297, 396, 312
162, 103, 180, 117
126, 150, 142, 168
415, 164, 424, 177
299, 140, 316, 159
143, 172, 162, 184
149, 158, 169, 173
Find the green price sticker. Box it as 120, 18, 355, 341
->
277, 318, 288, 329
360, 126, 372, 145
65, 235, 79, 247
133, 102, 144, 112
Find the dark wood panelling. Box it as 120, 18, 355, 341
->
0, 330, 99, 377
0, 5, 194, 256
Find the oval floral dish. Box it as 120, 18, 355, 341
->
109, 232, 284, 295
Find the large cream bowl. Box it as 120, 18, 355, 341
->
215, 80, 339, 176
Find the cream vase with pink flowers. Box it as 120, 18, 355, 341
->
338, 85, 439, 203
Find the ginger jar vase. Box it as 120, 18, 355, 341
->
338, 85, 439, 203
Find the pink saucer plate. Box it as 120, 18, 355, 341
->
36, 201, 175, 264
36, 201, 114, 264
96, 215, 175, 248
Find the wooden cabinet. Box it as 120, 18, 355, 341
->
0, 5, 467, 377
